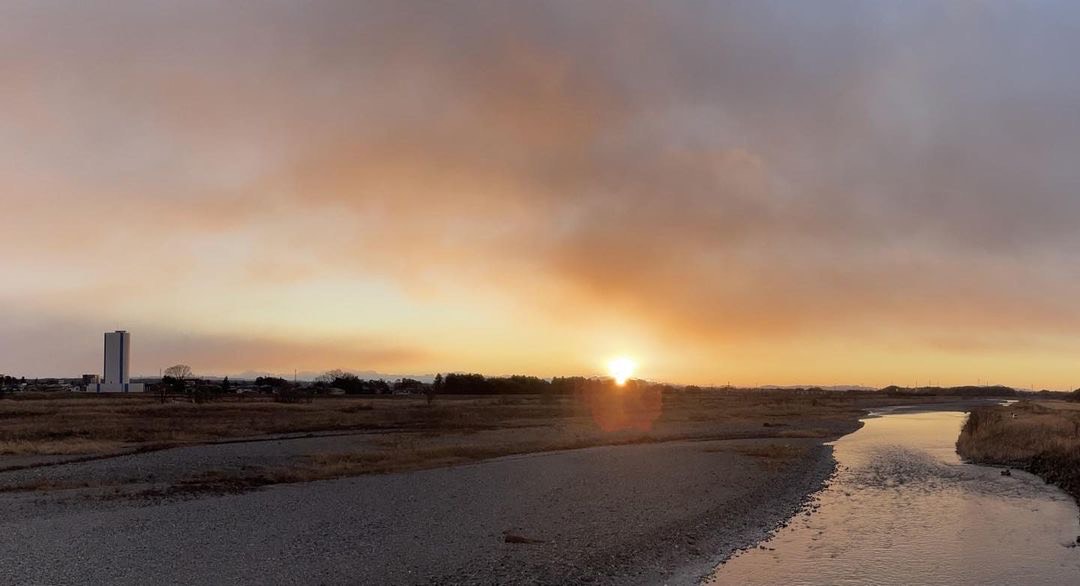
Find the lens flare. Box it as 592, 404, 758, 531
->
608, 357, 637, 386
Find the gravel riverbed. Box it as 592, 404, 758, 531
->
0, 435, 842, 585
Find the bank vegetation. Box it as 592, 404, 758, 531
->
957, 401, 1080, 502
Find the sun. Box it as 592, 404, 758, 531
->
608, 357, 637, 386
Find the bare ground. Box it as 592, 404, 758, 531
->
0, 436, 842, 585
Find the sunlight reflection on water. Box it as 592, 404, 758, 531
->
706, 410, 1080, 585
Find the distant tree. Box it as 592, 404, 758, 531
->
488, 375, 549, 395
370, 379, 392, 394
392, 378, 426, 394
316, 369, 349, 385
161, 364, 192, 402
551, 377, 592, 395
255, 376, 289, 390
444, 373, 489, 395
159, 377, 179, 402
437, 373, 557, 395
428, 374, 443, 405
221, 376, 231, 394
164, 364, 192, 380
331, 373, 361, 394
314, 370, 397, 395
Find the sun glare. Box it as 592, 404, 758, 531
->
608, 357, 637, 386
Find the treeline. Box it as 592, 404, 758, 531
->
0, 375, 20, 397
880, 385, 1019, 397
438, 374, 659, 395
285, 372, 667, 396
306, 371, 419, 395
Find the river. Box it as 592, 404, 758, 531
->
706, 406, 1080, 585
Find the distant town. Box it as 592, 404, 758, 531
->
3, 330, 1072, 404
0, 330, 667, 401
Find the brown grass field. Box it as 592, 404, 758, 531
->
0, 390, 867, 454
0, 389, 1003, 491
957, 400, 1080, 501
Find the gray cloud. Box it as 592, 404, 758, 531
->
5, 1, 1080, 381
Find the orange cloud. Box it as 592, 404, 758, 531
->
5, 2, 1080, 387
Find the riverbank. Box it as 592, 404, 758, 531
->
957, 400, 1080, 504
1, 389, 954, 494
0, 391, 1029, 583
1, 436, 839, 585
0, 392, 875, 584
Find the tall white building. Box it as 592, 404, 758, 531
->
89, 331, 144, 393
103, 330, 130, 385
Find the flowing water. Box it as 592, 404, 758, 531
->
707, 407, 1080, 585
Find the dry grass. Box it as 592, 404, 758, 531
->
1033, 400, 1080, 412
0, 389, 977, 491
4, 392, 623, 454
0, 439, 126, 456
957, 401, 1080, 501
0, 390, 972, 457
957, 402, 1080, 463
0, 394, 564, 455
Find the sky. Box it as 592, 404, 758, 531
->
3, 1, 1080, 387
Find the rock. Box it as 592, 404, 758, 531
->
1001, 469, 1012, 477
503, 532, 546, 545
